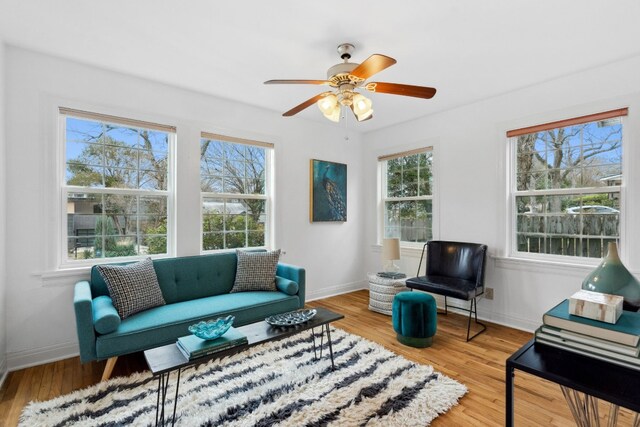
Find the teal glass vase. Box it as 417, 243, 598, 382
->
582, 242, 640, 311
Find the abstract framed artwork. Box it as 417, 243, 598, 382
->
310, 159, 347, 222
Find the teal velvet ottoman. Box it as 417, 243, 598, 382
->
392, 292, 437, 348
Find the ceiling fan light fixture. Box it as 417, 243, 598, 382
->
352, 93, 373, 120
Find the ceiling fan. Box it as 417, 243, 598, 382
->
264, 43, 436, 123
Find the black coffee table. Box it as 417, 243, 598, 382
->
144, 307, 344, 426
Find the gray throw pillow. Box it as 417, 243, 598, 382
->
96, 258, 166, 319
231, 249, 281, 293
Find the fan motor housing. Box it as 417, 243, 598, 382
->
327, 62, 358, 80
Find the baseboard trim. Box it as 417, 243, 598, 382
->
7, 341, 79, 372
306, 280, 367, 302
436, 299, 538, 333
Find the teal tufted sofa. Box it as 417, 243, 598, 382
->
73, 251, 305, 378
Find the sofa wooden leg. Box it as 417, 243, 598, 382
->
101, 357, 118, 381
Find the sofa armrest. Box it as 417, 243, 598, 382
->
276, 263, 306, 308
74, 281, 97, 363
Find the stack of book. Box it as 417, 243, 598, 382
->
176, 327, 248, 361
536, 299, 640, 370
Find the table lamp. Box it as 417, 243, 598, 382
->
380, 238, 404, 278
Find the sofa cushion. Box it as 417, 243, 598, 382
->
96, 258, 166, 319
91, 296, 121, 334
231, 249, 281, 293
275, 276, 299, 296
95, 291, 300, 359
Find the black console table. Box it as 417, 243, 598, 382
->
506, 339, 640, 426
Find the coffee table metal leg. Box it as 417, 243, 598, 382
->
325, 324, 335, 370
312, 328, 317, 360
171, 368, 181, 426
156, 375, 161, 426
153, 369, 181, 427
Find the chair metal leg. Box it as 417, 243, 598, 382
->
466, 297, 487, 341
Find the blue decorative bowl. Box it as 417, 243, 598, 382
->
188, 315, 235, 340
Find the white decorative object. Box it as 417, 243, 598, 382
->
368, 273, 410, 315
569, 289, 623, 324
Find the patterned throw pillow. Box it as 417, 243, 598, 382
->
96, 258, 166, 319
231, 249, 281, 293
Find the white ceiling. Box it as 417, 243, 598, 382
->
1, 1, 640, 132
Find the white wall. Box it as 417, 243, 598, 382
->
363, 54, 640, 331
0, 40, 7, 383
4, 47, 365, 370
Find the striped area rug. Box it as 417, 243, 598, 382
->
20, 328, 467, 426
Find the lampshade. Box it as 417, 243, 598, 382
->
382, 238, 401, 261
352, 93, 373, 121
317, 94, 339, 115
322, 106, 341, 122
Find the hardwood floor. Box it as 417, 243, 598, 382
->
0, 289, 636, 426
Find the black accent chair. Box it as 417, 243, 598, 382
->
405, 240, 488, 341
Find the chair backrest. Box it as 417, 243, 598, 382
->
425, 240, 487, 285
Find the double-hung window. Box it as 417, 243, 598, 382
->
61, 108, 174, 264
508, 108, 627, 259
200, 133, 272, 250
380, 147, 434, 244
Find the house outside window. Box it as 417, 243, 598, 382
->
508, 108, 627, 259
200, 133, 272, 251
61, 108, 174, 264
380, 147, 433, 244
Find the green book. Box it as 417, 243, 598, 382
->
543, 300, 640, 347
177, 327, 248, 360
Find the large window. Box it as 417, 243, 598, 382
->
200, 133, 271, 251
61, 108, 174, 264
380, 147, 433, 244
509, 108, 626, 259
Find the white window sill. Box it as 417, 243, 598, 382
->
36, 267, 92, 287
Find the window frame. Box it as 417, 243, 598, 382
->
378, 146, 435, 248
58, 109, 176, 268
507, 109, 627, 263
199, 132, 273, 252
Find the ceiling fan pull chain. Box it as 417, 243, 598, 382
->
344, 105, 350, 141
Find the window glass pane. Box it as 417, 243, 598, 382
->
384, 200, 432, 243
515, 193, 619, 258
65, 117, 169, 192
66, 192, 168, 261
515, 120, 622, 191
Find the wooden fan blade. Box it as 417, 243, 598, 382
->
366, 82, 436, 99
349, 105, 373, 122
349, 54, 397, 80
283, 92, 333, 117
264, 79, 331, 85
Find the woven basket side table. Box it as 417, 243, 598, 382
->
367, 273, 410, 316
